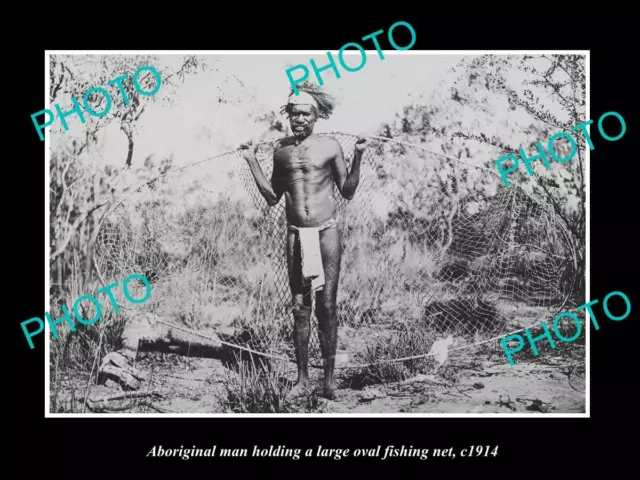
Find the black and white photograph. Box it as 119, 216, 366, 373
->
45, 51, 588, 415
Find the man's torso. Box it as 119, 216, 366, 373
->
274, 135, 338, 228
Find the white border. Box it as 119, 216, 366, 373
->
44, 50, 590, 418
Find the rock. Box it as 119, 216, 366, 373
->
525, 399, 550, 413
358, 388, 385, 402
98, 352, 147, 390
473, 382, 485, 389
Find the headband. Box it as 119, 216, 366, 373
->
287, 91, 319, 109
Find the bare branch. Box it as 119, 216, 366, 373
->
452, 131, 519, 157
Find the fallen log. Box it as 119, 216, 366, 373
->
98, 313, 226, 390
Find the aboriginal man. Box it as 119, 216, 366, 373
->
240, 83, 367, 400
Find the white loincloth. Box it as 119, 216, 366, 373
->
288, 216, 338, 292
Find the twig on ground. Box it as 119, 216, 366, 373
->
85, 391, 164, 412
165, 374, 206, 381
388, 392, 416, 398
140, 402, 176, 413
516, 397, 551, 405
498, 397, 517, 411
455, 386, 472, 398
87, 402, 137, 413
443, 391, 465, 398
96, 390, 163, 402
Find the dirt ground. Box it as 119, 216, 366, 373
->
53, 334, 585, 415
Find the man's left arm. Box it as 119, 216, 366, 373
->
332, 138, 366, 200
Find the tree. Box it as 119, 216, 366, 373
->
48, 55, 214, 285
49, 54, 211, 165
446, 54, 586, 299
447, 54, 586, 243
374, 54, 586, 302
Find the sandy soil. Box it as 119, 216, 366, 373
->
54, 337, 585, 415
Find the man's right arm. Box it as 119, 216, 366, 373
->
241, 142, 284, 207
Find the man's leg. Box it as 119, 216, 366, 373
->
287, 230, 312, 394
316, 225, 342, 399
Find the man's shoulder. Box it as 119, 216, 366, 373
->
274, 137, 292, 148
316, 135, 342, 152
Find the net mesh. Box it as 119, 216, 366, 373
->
94, 133, 578, 364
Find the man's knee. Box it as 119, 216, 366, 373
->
317, 297, 337, 320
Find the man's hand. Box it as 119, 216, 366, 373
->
354, 136, 369, 153
239, 140, 257, 162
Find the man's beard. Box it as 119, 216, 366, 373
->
292, 124, 313, 137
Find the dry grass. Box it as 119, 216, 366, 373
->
215, 350, 310, 413
216, 353, 291, 413
502, 312, 587, 366
345, 321, 438, 388
49, 263, 130, 412
422, 297, 506, 336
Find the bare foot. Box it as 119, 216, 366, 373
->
323, 385, 339, 401
286, 382, 311, 400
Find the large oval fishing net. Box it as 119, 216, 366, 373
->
94, 133, 579, 366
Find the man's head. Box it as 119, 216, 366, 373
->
287, 92, 319, 138
281, 81, 335, 139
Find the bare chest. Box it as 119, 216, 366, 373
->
275, 141, 332, 174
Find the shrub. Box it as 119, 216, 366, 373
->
348, 322, 437, 387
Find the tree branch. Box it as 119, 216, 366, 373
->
497, 81, 570, 131
537, 179, 580, 240
452, 131, 519, 157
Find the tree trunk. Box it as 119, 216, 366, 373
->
80, 223, 89, 287
84, 168, 104, 285
122, 124, 134, 167
56, 256, 63, 295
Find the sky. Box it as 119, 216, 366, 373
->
49, 52, 584, 209
52, 53, 463, 169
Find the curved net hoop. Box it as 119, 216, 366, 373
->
95, 132, 578, 364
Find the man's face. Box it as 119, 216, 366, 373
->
289, 104, 316, 138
